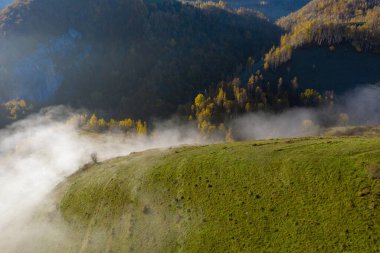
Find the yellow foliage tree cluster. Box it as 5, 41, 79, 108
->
300, 89, 322, 106
190, 1, 228, 10
265, 0, 380, 68
264, 44, 293, 69
2, 99, 29, 120
69, 113, 148, 135
189, 68, 335, 137
193, 94, 217, 135
191, 75, 278, 137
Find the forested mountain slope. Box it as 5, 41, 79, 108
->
184, 0, 380, 134
260, 0, 380, 97
278, 0, 380, 30
185, 0, 310, 20
0, 0, 280, 119
266, 0, 380, 68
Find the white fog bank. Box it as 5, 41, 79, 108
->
0, 107, 209, 251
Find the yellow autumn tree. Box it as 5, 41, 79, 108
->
18, 100, 27, 108
97, 118, 107, 131
136, 120, 147, 135
216, 88, 225, 106
194, 94, 205, 111
119, 118, 134, 132
108, 119, 118, 131
88, 114, 98, 130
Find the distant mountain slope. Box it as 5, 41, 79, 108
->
278, 0, 380, 30
0, 0, 280, 119
265, 45, 380, 94
226, 0, 311, 20
265, 0, 380, 68
185, 0, 310, 20
183, 0, 380, 128
18, 137, 380, 252
259, 0, 380, 95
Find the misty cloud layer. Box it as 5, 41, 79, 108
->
231, 108, 321, 140
0, 107, 209, 251
337, 85, 380, 125
231, 85, 380, 140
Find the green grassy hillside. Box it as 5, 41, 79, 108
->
23, 137, 380, 252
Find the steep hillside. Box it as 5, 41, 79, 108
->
266, 0, 380, 68
180, 0, 380, 133
0, 0, 280, 119
18, 137, 380, 252
185, 0, 310, 20
261, 0, 380, 97
208, 0, 380, 116
230, 0, 310, 20
264, 45, 380, 94
278, 0, 380, 30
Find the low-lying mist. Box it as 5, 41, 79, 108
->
0, 85, 379, 251
231, 85, 380, 140
0, 107, 209, 252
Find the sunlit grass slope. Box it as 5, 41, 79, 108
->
32, 137, 380, 252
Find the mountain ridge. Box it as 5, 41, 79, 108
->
0, 0, 280, 119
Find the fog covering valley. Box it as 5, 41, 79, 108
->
0, 84, 379, 250
0, 107, 209, 252
232, 85, 380, 139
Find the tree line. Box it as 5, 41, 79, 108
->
187, 67, 338, 138
265, 0, 380, 68
68, 114, 148, 135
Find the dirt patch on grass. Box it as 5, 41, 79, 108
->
367, 166, 380, 179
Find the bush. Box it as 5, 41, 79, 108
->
91, 153, 99, 164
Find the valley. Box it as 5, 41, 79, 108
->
0, 1, 380, 252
